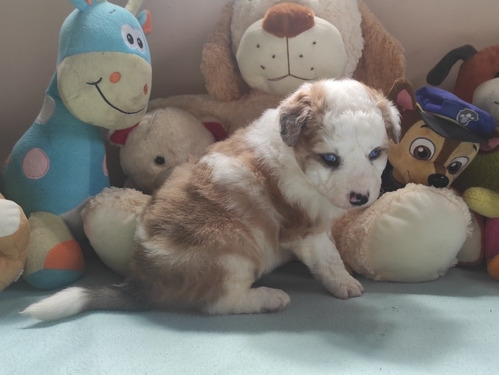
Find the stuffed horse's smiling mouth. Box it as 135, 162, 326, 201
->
87, 78, 145, 115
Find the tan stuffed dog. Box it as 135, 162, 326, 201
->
150, 0, 405, 134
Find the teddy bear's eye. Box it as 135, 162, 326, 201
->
154, 156, 166, 165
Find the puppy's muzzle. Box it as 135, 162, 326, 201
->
349, 191, 369, 206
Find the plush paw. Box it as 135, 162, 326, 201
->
23, 212, 84, 289
82, 187, 150, 276
334, 184, 471, 282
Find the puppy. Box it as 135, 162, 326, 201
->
23, 79, 400, 321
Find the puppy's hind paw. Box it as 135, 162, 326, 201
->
206, 287, 291, 315
326, 273, 364, 300
258, 287, 291, 313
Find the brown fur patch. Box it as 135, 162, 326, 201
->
280, 81, 327, 147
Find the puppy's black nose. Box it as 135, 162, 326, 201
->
428, 174, 449, 188
349, 191, 369, 206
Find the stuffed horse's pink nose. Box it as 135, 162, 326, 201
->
109, 71, 148, 95
109, 72, 121, 83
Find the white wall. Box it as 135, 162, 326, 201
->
1, 0, 498, 173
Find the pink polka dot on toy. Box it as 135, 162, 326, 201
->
22, 148, 50, 179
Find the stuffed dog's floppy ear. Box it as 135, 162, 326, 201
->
353, 3, 406, 95
200, 2, 249, 102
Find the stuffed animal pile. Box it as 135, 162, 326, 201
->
79, 0, 409, 278
2, 1, 498, 291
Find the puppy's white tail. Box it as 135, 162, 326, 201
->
22, 284, 142, 321
22, 287, 88, 321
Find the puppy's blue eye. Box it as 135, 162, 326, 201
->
320, 153, 339, 168
369, 148, 382, 160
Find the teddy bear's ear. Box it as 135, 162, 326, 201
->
200, 2, 249, 102
353, 2, 406, 94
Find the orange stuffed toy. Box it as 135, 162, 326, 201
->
0, 194, 30, 291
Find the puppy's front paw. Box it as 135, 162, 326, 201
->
326, 273, 364, 299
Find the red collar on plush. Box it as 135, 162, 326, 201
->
109, 123, 139, 145
108, 121, 228, 146
203, 122, 228, 141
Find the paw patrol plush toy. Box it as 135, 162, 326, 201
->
383, 84, 495, 192
0, 0, 152, 289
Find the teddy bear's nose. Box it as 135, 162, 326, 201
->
262, 2, 315, 38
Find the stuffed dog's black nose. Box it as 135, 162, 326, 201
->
428, 174, 449, 188
349, 192, 369, 206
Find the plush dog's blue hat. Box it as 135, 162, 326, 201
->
415, 86, 496, 143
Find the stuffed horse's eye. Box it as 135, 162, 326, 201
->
154, 156, 165, 165
126, 33, 134, 45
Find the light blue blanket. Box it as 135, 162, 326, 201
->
1, 255, 498, 375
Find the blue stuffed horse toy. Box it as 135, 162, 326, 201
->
0, 0, 152, 289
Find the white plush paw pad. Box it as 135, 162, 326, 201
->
0, 200, 22, 237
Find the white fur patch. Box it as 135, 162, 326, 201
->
201, 152, 254, 186
21, 287, 88, 321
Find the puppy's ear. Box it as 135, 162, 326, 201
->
378, 98, 401, 144
370, 86, 402, 144
279, 83, 323, 147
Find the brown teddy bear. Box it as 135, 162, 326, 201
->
149, 0, 406, 134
